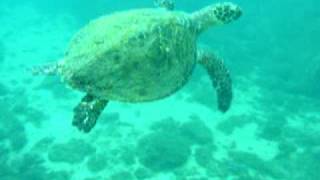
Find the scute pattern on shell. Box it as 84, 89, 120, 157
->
60, 9, 198, 102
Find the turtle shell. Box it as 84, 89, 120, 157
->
60, 9, 198, 102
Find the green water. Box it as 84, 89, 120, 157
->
0, 0, 319, 179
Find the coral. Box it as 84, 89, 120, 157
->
32, 137, 55, 152
0, 145, 10, 176
84, 177, 102, 180
0, 153, 70, 180
23, 107, 48, 128
136, 117, 215, 173
304, 148, 320, 179
184, 177, 209, 180
310, 65, 320, 96
109, 171, 134, 180
119, 145, 136, 165
194, 145, 215, 169
216, 119, 234, 135
275, 140, 297, 159
136, 131, 191, 172
0, 130, 5, 141
2, 88, 47, 128
180, 116, 213, 145
257, 115, 287, 141
285, 127, 320, 148
10, 153, 48, 180
0, 82, 9, 96
150, 117, 180, 133
134, 167, 152, 180
48, 139, 96, 164
174, 167, 206, 180
86, 153, 108, 173
0, 144, 9, 159
8, 128, 28, 151
0, 99, 28, 151
3, 115, 27, 151
271, 147, 320, 179
215, 159, 249, 178
216, 115, 253, 135
228, 151, 284, 179
47, 171, 72, 180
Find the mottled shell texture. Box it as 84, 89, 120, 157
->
60, 9, 197, 102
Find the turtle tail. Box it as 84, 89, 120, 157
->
31, 62, 60, 76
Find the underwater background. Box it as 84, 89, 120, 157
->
0, 0, 319, 179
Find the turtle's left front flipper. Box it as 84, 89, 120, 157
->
73, 94, 108, 133
197, 49, 232, 112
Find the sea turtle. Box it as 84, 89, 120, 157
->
33, 0, 242, 133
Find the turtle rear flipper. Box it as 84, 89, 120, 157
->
73, 94, 108, 133
197, 49, 232, 112
31, 61, 62, 76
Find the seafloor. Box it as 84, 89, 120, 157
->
0, 1, 320, 180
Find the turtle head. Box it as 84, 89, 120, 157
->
191, 2, 242, 34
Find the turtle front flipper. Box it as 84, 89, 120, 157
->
154, 0, 175, 10
191, 2, 242, 33
73, 94, 108, 133
197, 49, 232, 112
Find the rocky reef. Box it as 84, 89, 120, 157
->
136, 130, 191, 172
136, 116, 215, 174
48, 139, 96, 164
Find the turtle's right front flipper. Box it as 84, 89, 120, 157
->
191, 2, 242, 33
73, 94, 108, 133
